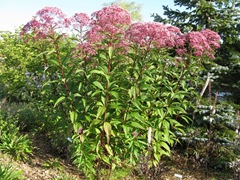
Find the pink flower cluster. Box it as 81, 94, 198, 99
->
21, 6, 220, 60
86, 5, 131, 44
176, 29, 221, 58
125, 22, 220, 58
21, 7, 69, 39
69, 13, 91, 33
74, 5, 132, 58
125, 22, 183, 50
73, 43, 96, 60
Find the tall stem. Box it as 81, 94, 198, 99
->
53, 40, 69, 95
104, 57, 111, 121
101, 52, 112, 148
53, 37, 75, 111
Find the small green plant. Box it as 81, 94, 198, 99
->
0, 110, 33, 161
16, 105, 39, 132
43, 158, 62, 170
0, 132, 32, 161
0, 163, 23, 180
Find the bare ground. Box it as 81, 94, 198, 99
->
0, 134, 233, 180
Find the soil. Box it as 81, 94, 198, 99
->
0, 134, 83, 180
0, 134, 233, 180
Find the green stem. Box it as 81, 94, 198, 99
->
101, 54, 112, 147
53, 37, 75, 111
104, 57, 111, 121
159, 61, 166, 99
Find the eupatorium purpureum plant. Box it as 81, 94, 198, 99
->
20, 5, 220, 179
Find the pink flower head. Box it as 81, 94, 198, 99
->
176, 57, 182, 62
177, 29, 220, 58
187, 31, 209, 57
86, 5, 131, 44
73, 42, 96, 60
125, 22, 182, 50
91, 5, 131, 29
21, 7, 69, 40
200, 29, 220, 49
70, 13, 91, 31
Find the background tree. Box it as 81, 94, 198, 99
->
103, 0, 143, 21
153, 0, 240, 104
153, 0, 240, 171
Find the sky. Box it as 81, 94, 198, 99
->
0, 0, 175, 32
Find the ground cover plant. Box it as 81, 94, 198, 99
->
0, 5, 227, 179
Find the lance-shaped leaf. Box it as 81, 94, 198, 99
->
70, 111, 78, 123
96, 106, 106, 119
54, 96, 65, 107
108, 46, 113, 59
105, 144, 113, 156
93, 81, 104, 90
103, 122, 112, 144
131, 122, 144, 130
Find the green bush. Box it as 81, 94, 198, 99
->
0, 163, 23, 180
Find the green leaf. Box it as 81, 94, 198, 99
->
131, 99, 141, 110
109, 91, 119, 99
101, 96, 106, 105
102, 155, 110, 164
73, 123, 81, 132
49, 59, 60, 66
163, 121, 170, 130
93, 81, 104, 90
90, 69, 109, 83
159, 141, 170, 152
109, 102, 122, 110
91, 90, 101, 97
122, 125, 130, 137
54, 96, 65, 107
109, 46, 113, 59
70, 111, 78, 123
128, 86, 138, 99
105, 144, 113, 156
82, 98, 86, 108
78, 82, 82, 91
42, 80, 59, 87
131, 122, 144, 130
74, 93, 81, 98
131, 112, 145, 122
104, 122, 112, 144
100, 53, 107, 60
153, 152, 161, 162
96, 106, 106, 119
96, 140, 101, 155
37, 50, 55, 57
